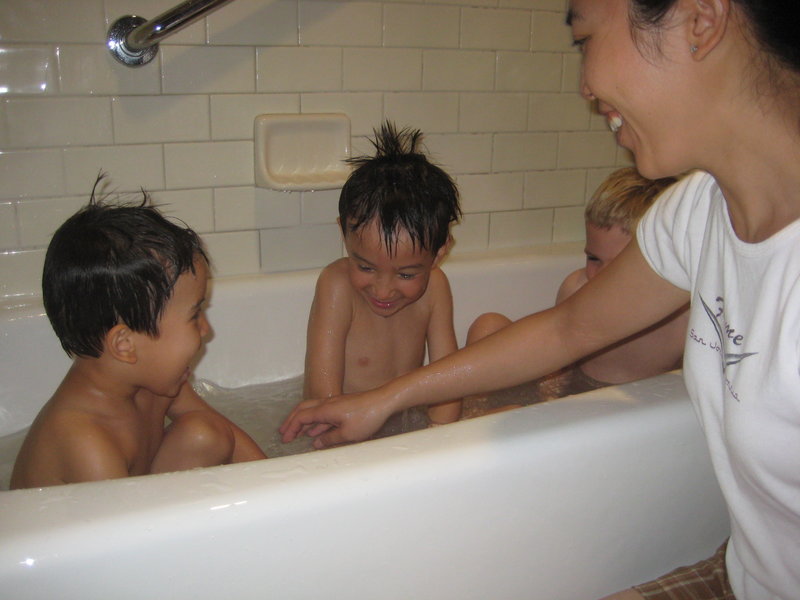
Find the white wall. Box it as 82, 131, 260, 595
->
0, 0, 630, 299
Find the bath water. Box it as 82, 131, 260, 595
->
0, 374, 434, 489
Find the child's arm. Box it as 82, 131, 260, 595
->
302, 263, 353, 400
424, 269, 461, 424
166, 384, 266, 463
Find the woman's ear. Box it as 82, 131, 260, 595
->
105, 324, 137, 364
687, 0, 730, 60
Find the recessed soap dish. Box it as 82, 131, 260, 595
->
254, 113, 351, 191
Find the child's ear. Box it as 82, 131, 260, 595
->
433, 235, 454, 267
105, 324, 138, 364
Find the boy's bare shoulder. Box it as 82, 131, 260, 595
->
316, 258, 355, 297
11, 395, 127, 488
556, 268, 588, 304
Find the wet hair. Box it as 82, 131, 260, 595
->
43, 175, 208, 358
629, 1, 800, 81
338, 121, 461, 255
585, 167, 677, 234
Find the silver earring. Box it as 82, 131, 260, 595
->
690, 45, 698, 54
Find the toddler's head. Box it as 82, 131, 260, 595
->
338, 121, 461, 258
43, 176, 208, 358
583, 167, 677, 279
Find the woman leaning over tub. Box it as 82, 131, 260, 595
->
281, 0, 800, 597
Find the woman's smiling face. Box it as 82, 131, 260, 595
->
568, 0, 695, 179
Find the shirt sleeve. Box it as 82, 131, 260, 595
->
636, 170, 717, 293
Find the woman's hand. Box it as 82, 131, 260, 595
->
279, 391, 392, 449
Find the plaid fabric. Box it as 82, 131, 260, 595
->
634, 541, 735, 600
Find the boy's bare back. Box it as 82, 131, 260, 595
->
11, 370, 180, 488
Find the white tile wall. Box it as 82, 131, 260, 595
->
0, 0, 628, 299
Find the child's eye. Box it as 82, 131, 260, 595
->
358, 264, 374, 273
398, 273, 416, 280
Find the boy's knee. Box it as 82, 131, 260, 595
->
169, 411, 235, 464
467, 312, 511, 344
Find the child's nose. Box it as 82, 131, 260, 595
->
373, 276, 395, 299
199, 313, 211, 338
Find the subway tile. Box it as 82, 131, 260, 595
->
434, 0, 495, 7
459, 93, 528, 133
257, 47, 342, 93
383, 93, 458, 133
524, 169, 586, 209
0, 0, 104, 44
299, 1, 382, 47
532, 10, 573, 52
343, 48, 421, 91
489, 208, 553, 248
0, 46, 58, 95
528, 92, 591, 131
260, 223, 342, 273
557, 131, 618, 169
112, 95, 210, 144
0, 149, 64, 199
301, 188, 340, 225
501, 0, 564, 8
450, 212, 489, 254
0, 248, 46, 298
496, 51, 562, 92
461, 8, 531, 51
202, 230, 261, 277
152, 188, 215, 234
457, 173, 524, 213
57, 45, 160, 95
104, 0, 205, 45
2, 97, 112, 148
423, 133, 493, 175
492, 132, 558, 171
162, 46, 255, 94
214, 186, 301, 231
165, 141, 253, 188
586, 167, 619, 198
552, 205, 585, 242
299, 93, 382, 137
17, 196, 85, 247
422, 50, 494, 92
209, 0, 298, 46
211, 94, 299, 140
384, 4, 459, 48
0, 203, 18, 249
561, 53, 582, 92
63, 144, 165, 195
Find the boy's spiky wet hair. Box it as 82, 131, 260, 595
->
338, 121, 461, 255
43, 174, 208, 358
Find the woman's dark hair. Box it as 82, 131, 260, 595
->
43, 175, 208, 358
338, 121, 461, 255
629, 0, 799, 75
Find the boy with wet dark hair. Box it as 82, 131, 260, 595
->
11, 178, 265, 489
280, 121, 463, 435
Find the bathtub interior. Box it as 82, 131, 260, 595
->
0, 245, 731, 600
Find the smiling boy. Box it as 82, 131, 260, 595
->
282, 122, 462, 432
11, 181, 265, 489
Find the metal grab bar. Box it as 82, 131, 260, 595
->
107, 0, 236, 67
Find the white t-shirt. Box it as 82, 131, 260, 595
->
638, 170, 800, 600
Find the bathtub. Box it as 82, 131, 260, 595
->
0, 244, 728, 600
